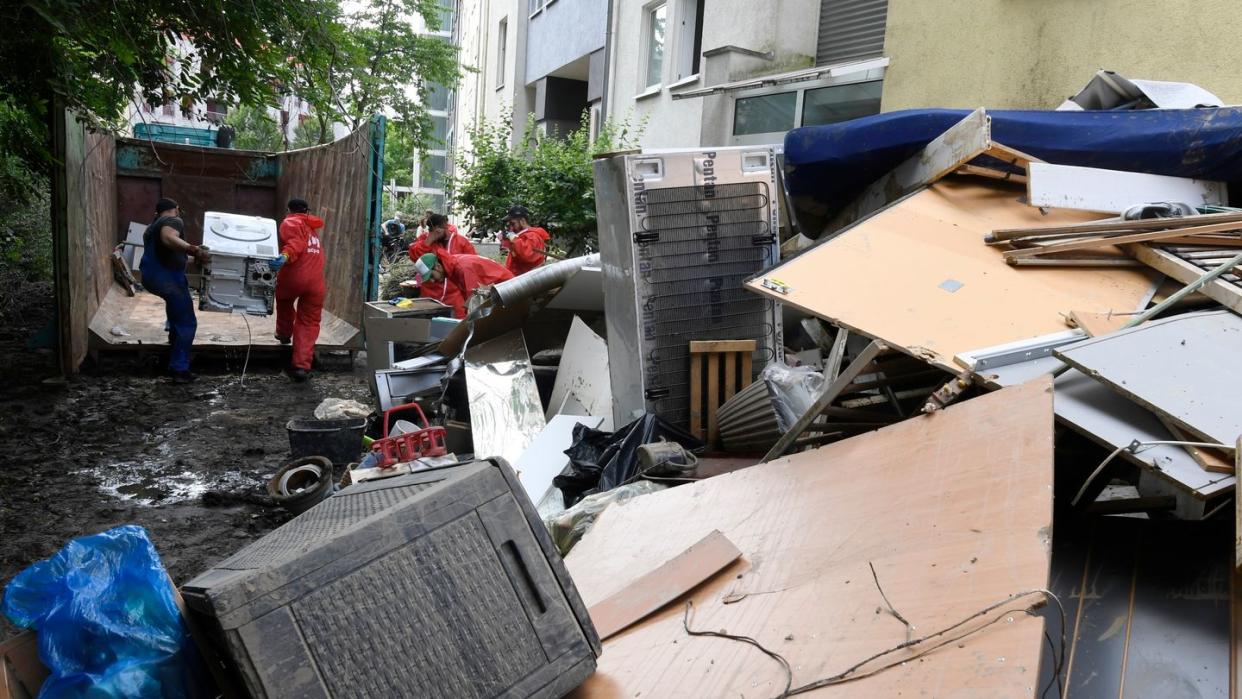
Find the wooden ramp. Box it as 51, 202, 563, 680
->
88, 286, 360, 352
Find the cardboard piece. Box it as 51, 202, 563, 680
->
747, 180, 1156, 371
1055, 310, 1242, 445
566, 378, 1055, 697
588, 530, 742, 642
464, 330, 547, 465
0, 632, 47, 699
1027, 163, 1225, 214
547, 318, 613, 430
512, 414, 604, 509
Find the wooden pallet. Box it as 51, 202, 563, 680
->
688, 340, 756, 446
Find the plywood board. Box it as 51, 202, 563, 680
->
87, 286, 359, 350
465, 330, 547, 465
747, 180, 1156, 372
1027, 162, 1226, 214
1068, 310, 1129, 337
1055, 310, 1242, 445
547, 317, 613, 430
589, 530, 742, 642
565, 378, 1055, 698
512, 414, 603, 507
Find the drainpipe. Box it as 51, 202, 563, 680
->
600, 0, 615, 123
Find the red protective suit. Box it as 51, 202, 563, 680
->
275, 213, 326, 370
501, 226, 549, 276
438, 253, 514, 318
407, 225, 476, 313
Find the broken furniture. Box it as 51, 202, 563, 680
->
198, 211, 280, 315
181, 460, 600, 698
545, 317, 613, 430
593, 146, 783, 431
363, 299, 453, 397
687, 339, 756, 445
564, 379, 1055, 697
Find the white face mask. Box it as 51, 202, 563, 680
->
414, 259, 431, 278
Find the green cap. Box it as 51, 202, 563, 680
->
415, 252, 439, 277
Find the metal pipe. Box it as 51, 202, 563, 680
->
489, 253, 600, 307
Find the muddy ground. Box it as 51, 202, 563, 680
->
0, 296, 371, 637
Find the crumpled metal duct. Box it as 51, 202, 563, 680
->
489, 253, 600, 307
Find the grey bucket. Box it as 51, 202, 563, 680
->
286, 417, 367, 466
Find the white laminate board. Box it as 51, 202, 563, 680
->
1028, 163, 1226, 214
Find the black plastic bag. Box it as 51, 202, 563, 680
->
554, 413, 704, 506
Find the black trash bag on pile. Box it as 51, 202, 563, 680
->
553, 413, 704, 506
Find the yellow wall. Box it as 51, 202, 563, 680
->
881, 0, 1242, 110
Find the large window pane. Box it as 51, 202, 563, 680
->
733, 92, 796, 136
430, 115, 448, 147
426, 82, 450, 112
802, 81, 883, 127
645, 4, 666, 87
419, 154, 447, 189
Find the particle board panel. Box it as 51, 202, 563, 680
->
1055, 309, 1242, 446
1026, 162, 1226, 214
565, 378, 1055, 698
465, 330, 547, 466
87, 286, 359, 350
747, 180, 1156, 372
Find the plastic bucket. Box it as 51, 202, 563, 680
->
286, 417, 367, 466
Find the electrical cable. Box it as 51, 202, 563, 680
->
1071, 438, 1232, 506
239, 312, 253, 386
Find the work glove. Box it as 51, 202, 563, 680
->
269, 253, 288, 272
189, 244, 212, 264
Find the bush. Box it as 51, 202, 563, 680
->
0, 174, 51, 320
450, 110, 644, 257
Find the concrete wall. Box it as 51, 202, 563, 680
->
526, 0, 607, 83
606, 0, 819, 149
452, 0, 529, 167
882, 0, 1242, 110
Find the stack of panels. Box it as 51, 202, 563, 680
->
636, 183, 780, 427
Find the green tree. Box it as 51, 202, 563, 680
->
450, 110, 644, 256
383, 121, 417, 187
290, 117, 326, 149
226, 105, 284, 152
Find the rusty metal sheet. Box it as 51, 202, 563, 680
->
465, 330, 548, 465
565, 377, 1055, 698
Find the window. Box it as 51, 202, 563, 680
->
528, 0, 546, 16
426, 82, 450, 112
419, 154, 447, 189
430, 115, 449, 147
435, 4, 453, 33
802, 81, 882, 127
674, 0, 704, 81
643, 3, 667, 88
496, 18, 508, 88
733, 92, 796, 136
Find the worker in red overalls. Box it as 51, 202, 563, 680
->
407, 213, 475, 311
500, 204, 549, 276
269, 198, 326, 382
414, 250, 513, 319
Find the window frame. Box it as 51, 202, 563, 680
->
672, 0, 704, 84
496, 17, 508, 90
640, 1, 668, 90
727, 66, 886, 145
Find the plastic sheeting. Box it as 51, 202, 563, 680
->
2, 525, 206, 698
784, 107, 1242, 235
542, 481, 667, 556
762, 361, 824, 432
553, 414, 704, 505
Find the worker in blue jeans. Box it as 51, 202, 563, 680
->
138, 198, 212, 383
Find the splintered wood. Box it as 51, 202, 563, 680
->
566, 378, 1055, 698
746, 180, 1154, 371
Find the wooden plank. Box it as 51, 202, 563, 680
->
1162, 420, 1234, 474
689, 353, 703, 440
1009, 256, 1142, 268
588, 530, 742, 642
564, 377, 1055, 698
1027, 162, 1226, 214
955, 164, 1027, 184
1127, 244, 1242, 314
739, 351, 752, 389
990, 210, 1242, 242
723, 353, 737, 401
1237, 437, 1242, 570
1005, 219, 1242, 260
706, 353, 720, 446
746, 180, 1155, 372
763, 341, 884, 462
689, 339, 756, 354
824, 108, 993, 236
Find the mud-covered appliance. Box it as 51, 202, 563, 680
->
199, 211, 279, 315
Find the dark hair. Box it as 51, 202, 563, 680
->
427, 213, 448, 228
288, 198, 310, 213
155, 197, 179, 214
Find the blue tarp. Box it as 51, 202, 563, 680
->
784, 107, 1242, 235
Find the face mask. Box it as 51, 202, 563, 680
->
415, 259, 431, 278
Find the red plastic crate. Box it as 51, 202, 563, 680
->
370, 402, 448, 468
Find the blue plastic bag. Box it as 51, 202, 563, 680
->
3, 525, 204, 698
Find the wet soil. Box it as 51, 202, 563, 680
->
0, 298, 371, 637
